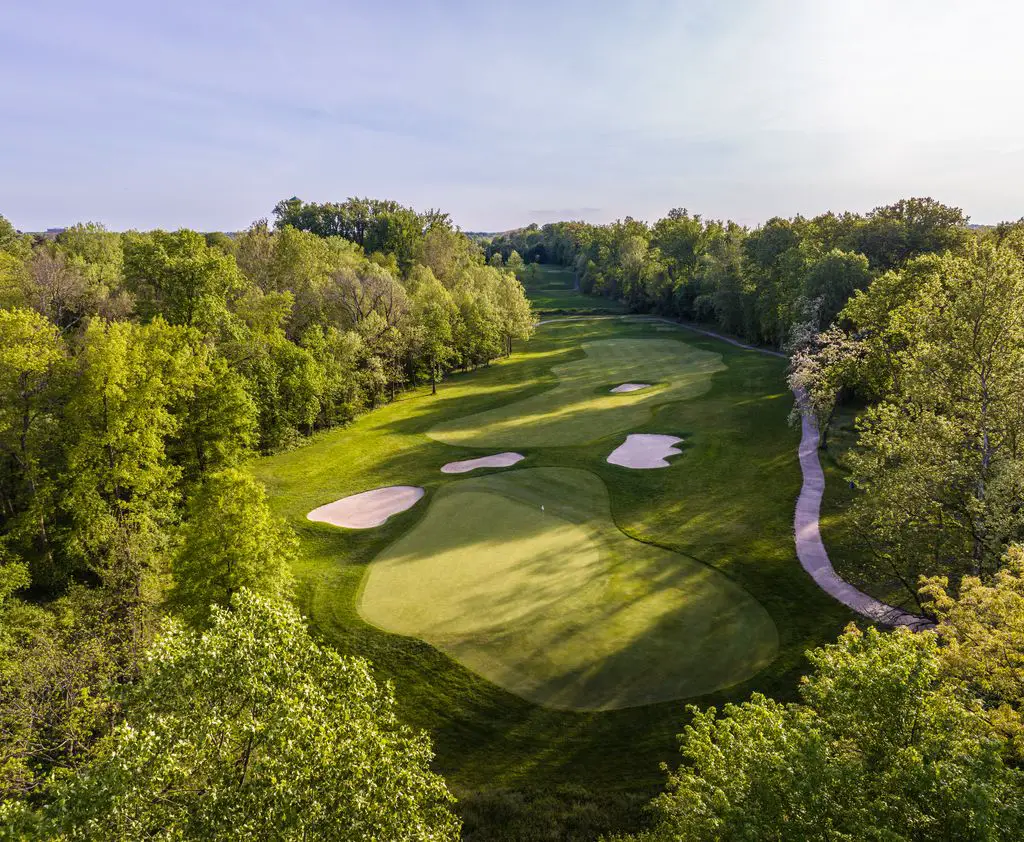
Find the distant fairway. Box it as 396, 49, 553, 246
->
520, 265, 626, 314
358, 467, 779, 711
428, 338, 725, 448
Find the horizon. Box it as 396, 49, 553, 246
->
3, 1, 1023, 232
9, 203, 1006, 237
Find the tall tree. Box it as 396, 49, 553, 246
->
842, 241, 1024, 603
20, 591, 461, 841
122, 230, 243, 331
61, 319, 201, 616
492, 268, 534, 356
621, 626, 1024, 842
170, 469, 294, 622
0, 309, 64, 577
922, 544, 1024, 759
505, 249, 525, 279
801, 248, 872, 329
415, 224, 477, 285
169, 352, 258, 483
411, 274, 457, 394
855, 197, 969, 272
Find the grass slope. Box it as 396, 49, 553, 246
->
521, 265, 626, 315
359, 467, 778, 711
428, 338, 725, 448
252, 316, 853, 828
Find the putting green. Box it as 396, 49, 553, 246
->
427, 337, 725, 448
358, 467, 778, 711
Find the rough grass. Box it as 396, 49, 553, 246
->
359, 467, 778, 711
428, 338, 725, 448
251, 315, 853, 836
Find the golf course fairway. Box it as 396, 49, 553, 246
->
428, 337, 725, 448
359, 467, 778, 710
253, 311, 853, 802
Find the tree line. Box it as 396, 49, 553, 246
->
4, 192, 1024, 839
485, 198, 967, 346
0, 199, 532, 837
487, 202, 1024, 614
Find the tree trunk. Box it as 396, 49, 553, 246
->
819, 404, 836, 451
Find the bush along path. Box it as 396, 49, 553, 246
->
536, 314, 932, 629
792, 387, 932, 629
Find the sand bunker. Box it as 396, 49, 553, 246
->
307, 486, 424, 529
607, 434, 683, 469
441, 452, 524, 474
610, 383, 651, 393
428, 338, 724, 450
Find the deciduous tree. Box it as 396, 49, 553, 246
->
843, 241, 1024, 602
621, 626, 1023, 842
22, 591, 461, 841
170, 469, 294, 622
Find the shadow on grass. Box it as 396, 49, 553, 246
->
356, 467, 779, 711
254, 313, 856, 806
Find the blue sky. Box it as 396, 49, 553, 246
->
2, 0, 1022, 232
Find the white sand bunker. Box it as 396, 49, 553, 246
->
441, 452, 525, 474
610, 383, 651, 393
307, 486, 424, 529
607, 434, 683, 469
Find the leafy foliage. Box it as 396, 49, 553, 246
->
806, 241, 1024, 605
484, 198, 968, 350
15, 591, 460, 841
0, 198, 533, 835
170, 469, 295, 621
923, 545, 1024, 759
620, 626, 1024, 842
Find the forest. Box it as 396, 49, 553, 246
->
0, 199, 529, 838
3, 196, 1024, 840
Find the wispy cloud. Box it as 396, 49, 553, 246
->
1, 0, 1022, 231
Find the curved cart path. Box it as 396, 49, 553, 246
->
791, 389, 932, 628
536, 314, 931, 628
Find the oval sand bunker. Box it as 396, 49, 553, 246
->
307, 486, 424, 529
441, 452, 524, 474
607, 434, 683, 469
610, 383, 651, 393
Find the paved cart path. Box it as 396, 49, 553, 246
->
537, 314, 932, 628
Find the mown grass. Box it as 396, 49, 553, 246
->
360, 467, 778, 711
252, 315, 853, 838
428, 337, 725, 448
522, 265, 626, 315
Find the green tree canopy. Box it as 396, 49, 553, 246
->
122, 229, 243, 330
170, 469, 295, 621
410, 273, 457, 394
0, 308, 65, 577
19, 591, 461, 841
840, 240, 1024, 603
923, 544, 1024, 759
61, 318, 202, 601
623, 626, 1023, 842
492, 268, 534, 356
854, 197, 969, 271
802, 248, 872, 328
